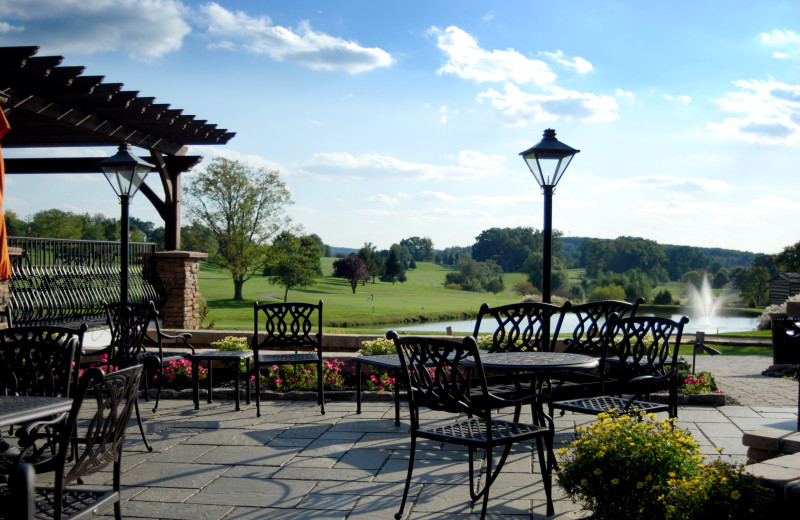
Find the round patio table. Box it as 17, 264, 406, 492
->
461, 351, 599, 372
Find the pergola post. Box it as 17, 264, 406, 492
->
154, 250, 208, 329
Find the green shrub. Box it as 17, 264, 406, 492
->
654, 289, 674, 305
211, 335, 250, 373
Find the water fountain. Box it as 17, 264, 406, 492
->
685, 274, 733, 333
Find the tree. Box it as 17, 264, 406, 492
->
307, 233, 332, 257
333, 255, 369, 293
444, 255, 504, 293
3, 211, 26, 236
775, 241, 800, 273
740, 266, 771, 307
472, 226, 551, 273
267, 232, 321, 301
400, 236, 434, 262
358, 242, 385, 283
27, 209, 83, 238
522, 252, 569, 294
183, 157, 292, 300
382, 244, 406, 284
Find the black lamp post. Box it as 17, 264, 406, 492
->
520, 129, 579, 303
99, 143, 153, 306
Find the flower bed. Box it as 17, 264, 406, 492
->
557, 411, 769, 519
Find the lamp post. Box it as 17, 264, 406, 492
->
520, 129, 579, 303
99, 143, 154, 306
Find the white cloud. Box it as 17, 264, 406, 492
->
708, 79, 800, 144
665, 94, 691, 103
541, 50, 594, 73
477, 83, 619, 125
200, 2, 392, 74
306, 150, 504, 180
0, 0, 190, 60
483, 10, 495, 22
616, 89, 636, 103
761, 29, 800, 60
595, 174, 733, 194
431, 26, 556, 86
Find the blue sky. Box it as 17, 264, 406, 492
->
2, 0, 800, 255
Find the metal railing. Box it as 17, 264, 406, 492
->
6, 237, 166, 327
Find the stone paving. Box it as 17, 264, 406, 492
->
41, 354, 799, 520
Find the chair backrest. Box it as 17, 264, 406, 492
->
104, 301, 157, 362
387, 331, 479, 426
605, 315, 689, 382
473, 301, 571, 353
562, 298, 644, 355
0, 325, 86, 397
55, 365, 143, 504
252, 301, 323, 356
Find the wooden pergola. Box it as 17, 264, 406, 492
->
0, 46, 235, 250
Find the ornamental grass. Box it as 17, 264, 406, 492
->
556, 411, 764, 520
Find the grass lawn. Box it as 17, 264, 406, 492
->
198, 260, 772, 355
200, 260, 524, 330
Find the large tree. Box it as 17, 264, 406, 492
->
776, 241, 800, 273
333, 255, 369, 293
184, 157, 292, 300
267, 232, 321, 301
400, 236, 434, 262
358, 242, 385, 283
382, 244, 406, 284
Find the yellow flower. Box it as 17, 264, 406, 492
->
731, 490, 741, 500
611, 478, 619, 485
636, 481, 644, 489
645, 475, 653, 482
593, 468, 602, 476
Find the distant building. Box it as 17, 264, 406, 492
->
769, 273, 800, 305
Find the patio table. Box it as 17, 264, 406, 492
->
191, 351, 253, 411
0, 395, 72, 428
353, 354, 404, 425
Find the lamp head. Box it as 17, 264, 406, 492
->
520, 128, 579, 188
99, 143, 154, 198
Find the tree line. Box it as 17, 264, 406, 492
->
7, 157, 795, 307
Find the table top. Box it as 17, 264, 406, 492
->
352, 354, 403, 370
191, 350, 254, 360
0, 395, 73, 428
463, 351, 599, 371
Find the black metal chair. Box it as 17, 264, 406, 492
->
387, 331, 555, 519
0, 325, 86, 475
8, 462, 34, 520
549, 298, 644, 409
472, 301, 570, 401
251, 300, 324, 417
104, 301, 195, 412
473, 301, 570, 353
7, 365, 144, 520
553, 314, 689, 419
82, 303, 156, 451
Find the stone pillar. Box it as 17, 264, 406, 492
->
0, 247, 21, 329
154, 250, 208, 330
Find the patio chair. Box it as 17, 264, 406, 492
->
387, 331, 555, 519
82, 303, 157, 451
473, 301, 570, 353
0, 325, 86, 475
104, 301, 195, 412
472, 301, 570, 401
552, 314, 689, 419
549, 298, 644, 410
251, 300, 324, 417
8, 365, 144, 520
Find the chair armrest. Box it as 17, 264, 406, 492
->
145, 330, 195, 356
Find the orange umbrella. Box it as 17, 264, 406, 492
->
0, 109, 12, 281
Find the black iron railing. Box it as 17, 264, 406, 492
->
6, 237, 166, 327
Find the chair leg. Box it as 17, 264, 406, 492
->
356, 361, 363, 414
153, 363, 163, 412
395, 435, 417, 520
317, 359, 325, 415
133, 396, 153, 452
478, 446, 493, 520
393, 373, 401, 426
535, 435, 555, 516
255, 368, 261, 417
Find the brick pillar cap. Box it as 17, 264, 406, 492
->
155, 250, 208, 259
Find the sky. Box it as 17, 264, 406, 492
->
2, 0, 800, 255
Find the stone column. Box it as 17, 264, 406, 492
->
0, 247, 21, 329
154, 250, 207, 330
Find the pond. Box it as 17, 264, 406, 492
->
384, 313, 758, 335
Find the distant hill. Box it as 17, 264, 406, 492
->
560, 236, 758, 269
330, 246, 357, 257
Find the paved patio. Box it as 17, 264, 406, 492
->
43, 355, 800, 519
